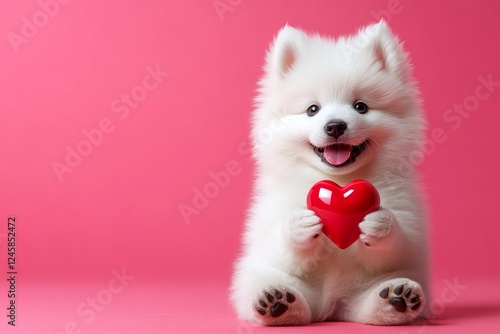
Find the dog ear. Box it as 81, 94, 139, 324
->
356, 20, 409, 76
266, 25, 307, 78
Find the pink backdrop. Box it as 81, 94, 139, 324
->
0, 0, 499, 333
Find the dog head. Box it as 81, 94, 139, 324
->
252, 21, 425, 178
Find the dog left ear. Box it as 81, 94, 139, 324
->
362, 20, 410, 76
266, 25, 308, 78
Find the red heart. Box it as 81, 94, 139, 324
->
306, 179, 380, 249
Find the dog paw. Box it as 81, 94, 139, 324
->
283, 207, 322, 249
352, 278, 425, 325
253, 287, 310, 325
255, 288, 296, 318
359, 208, 395, 246
379, 280, 423, 315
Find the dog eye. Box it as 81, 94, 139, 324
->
353, 101, 369, 114
307, 104, 320, 116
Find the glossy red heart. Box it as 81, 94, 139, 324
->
306, 179, 380, 249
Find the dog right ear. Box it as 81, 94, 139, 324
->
266, 25, 307, 78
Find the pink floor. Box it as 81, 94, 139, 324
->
4, 277, 499, 334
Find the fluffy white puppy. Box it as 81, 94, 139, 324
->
230, 21, 429, 326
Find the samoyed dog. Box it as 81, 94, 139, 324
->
230, 21, 429, 326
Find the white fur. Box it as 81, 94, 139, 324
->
230, 21, 429, 326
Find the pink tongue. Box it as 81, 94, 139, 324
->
323, 144, 352, 166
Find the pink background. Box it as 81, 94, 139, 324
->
1, 0, 499, 333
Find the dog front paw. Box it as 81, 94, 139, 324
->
283, 207, 322, 250
359, 208, 396, 247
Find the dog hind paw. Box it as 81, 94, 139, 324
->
252, 286, 310, 325
379, 280, 423, 316
255, 288, 296, 318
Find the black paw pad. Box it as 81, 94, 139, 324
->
379, 282, 423, 314
286, 292, 296, 303
256, 307, 266, 316
254, 288, 296, 318
394, 284, 404, 296
270, 302, 288, 317
389, 297, 407, 312
379, 287, 389, 299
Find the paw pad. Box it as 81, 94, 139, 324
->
255, 288, 296, 318
379, 283, 422, 313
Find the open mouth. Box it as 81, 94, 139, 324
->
313, 140, 369, 168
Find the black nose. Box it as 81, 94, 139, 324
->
324, 121, 347, 139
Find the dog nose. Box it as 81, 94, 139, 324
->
324, 121, 347, 139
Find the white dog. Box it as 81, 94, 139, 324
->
230, 21, 429, 326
